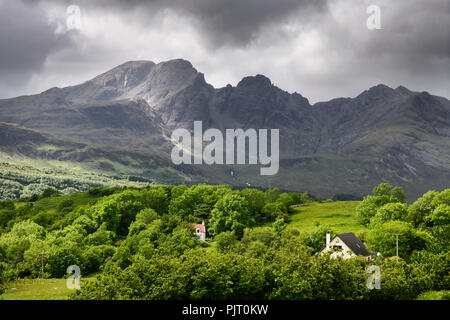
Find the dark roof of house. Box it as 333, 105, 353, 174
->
335, 232, 371, 256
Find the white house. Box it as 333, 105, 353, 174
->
194, 221, 206, 241
320, 232, 375, 261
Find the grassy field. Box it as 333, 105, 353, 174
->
1, 279, 73, 300
0, 277, 95, 300
287, 201, 367, 234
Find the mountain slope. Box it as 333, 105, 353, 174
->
0, 59, 449, 199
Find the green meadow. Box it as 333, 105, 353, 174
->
287, 201, 367, 234
0, 277, 95, 300
1, 279, 73, 300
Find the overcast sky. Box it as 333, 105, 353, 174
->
0, 0, 448, 103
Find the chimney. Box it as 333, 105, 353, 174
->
202, 221, 205, 226
326, 233, 331, 248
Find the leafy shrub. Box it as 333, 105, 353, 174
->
215, 231, 238, 253
210, 193, 254, 238
306, 225, 335, 253
417, 290, 450, 300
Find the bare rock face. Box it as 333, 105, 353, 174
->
56, 61, 156, 104
0, 58, 449, 199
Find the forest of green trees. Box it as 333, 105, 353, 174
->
0, 183, 448, 300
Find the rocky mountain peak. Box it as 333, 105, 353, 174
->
91, 60, 155, 87
156, 58, 194, 70
237, 74, 272, 89
364, 83, 395, 96
0, 58, 449, 199
395, 85, 413, 95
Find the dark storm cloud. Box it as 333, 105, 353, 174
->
0, 0, 448, 102
33, 0, 329, 48
360, 1, 449, 60
313, 0, 450, 100
167, 0, 328, 47
0, 0, 76, 97
116, 0, 328, 47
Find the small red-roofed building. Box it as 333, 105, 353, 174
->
194, 221, 206, 241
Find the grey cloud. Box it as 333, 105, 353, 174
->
76, 0, 449, 99
361, 1, 450, 59
34, 0, 329, 48
0, 0, 448, 103
334, 0, 449, 99
150, 0, 329, 47
0, 0, 76, 98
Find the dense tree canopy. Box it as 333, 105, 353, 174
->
210, 193, 254, 238
0, 183, 448, 300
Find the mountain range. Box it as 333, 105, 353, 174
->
1, 58, 449, 200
